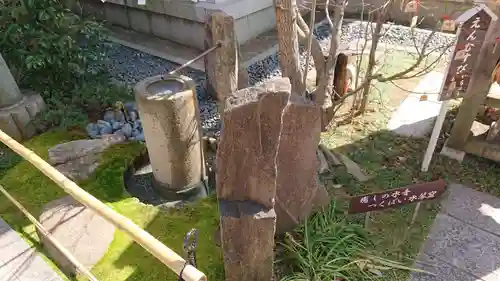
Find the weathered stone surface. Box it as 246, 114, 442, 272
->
0, 53, 23, 107
217, 78, 290, 208
219, 200, 276, 281
420, 213, 500, 280
0, 90, 45, 141
38, 196, 115, 277
0, 218, 64, 281
135, 74, 206, 200
275, 92, 327, 234
218, 77, 329, 234
48, 134, 126, 181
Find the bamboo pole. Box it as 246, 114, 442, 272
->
0, 130, 206, 281
0, 185, 99, 281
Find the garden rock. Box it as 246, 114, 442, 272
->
38, 196, 115, 277
218, 75, 330, 235
85, 101, 144, 142
48, 134, 126, 181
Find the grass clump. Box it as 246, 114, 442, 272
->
279, 203, 425, 281
0, 131, 223, 281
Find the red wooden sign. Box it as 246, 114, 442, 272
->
349, 179, 446, 214
440, 5, 495, 101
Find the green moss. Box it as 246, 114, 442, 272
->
0, 131, 223, 281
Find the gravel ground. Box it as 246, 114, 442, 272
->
101, 20, 457, 137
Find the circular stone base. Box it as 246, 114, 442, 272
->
0, 90, 45, 141
124, 150, 210, 209
38, 196, 115, 277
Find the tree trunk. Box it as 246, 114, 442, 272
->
0, 54, 23, 107
275, 0, 304, 94
312, 0, 345, 130
359, 4, 388, 113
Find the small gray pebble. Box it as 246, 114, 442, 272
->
115, 111, 126, 122
86, 123, 100, 139
97, 120, 111, 128
131, 129, 141, 138
103, 110, 115, 122
124, 102, 136, 112
112, 121, 123, 131
134, 132, 145, 142
129, 110, 138, 122
122, 123, 133, 138
133, 120, 142, 130
100, 125, 113, 135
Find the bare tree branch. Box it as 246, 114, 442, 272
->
275, 0, 304, 94
302, 0, 318, 95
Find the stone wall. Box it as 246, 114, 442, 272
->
79, 0, 276, 50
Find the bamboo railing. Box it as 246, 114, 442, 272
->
0, 129, 206, 281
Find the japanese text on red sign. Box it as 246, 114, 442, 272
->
349, 179, 446, 214
440, 10, 492, 101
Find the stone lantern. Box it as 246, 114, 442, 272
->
0, 54, 45, 140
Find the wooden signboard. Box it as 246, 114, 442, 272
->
349, 179, 446, 214
440, 5, 495, 101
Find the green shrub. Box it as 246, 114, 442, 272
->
0, 0, 108, 91
0, 0, 132, 129
34, 80, 132, 129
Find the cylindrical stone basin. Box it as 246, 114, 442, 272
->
134, 74, 207, 201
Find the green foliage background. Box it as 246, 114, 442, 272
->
0, 0, 130, 129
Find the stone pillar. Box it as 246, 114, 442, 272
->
217, 79, 286, 281
204, 12, 246, 106
0, 53, 45, 141
134, 74, 208, 201
216, 77, 330, 281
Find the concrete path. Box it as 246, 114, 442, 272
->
411, 183, 500, 281
387, 71, 444, 138
0, 218, 63, 281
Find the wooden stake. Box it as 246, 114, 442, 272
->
421, 100, 450, 172
410, 202, 421, 225
0, 130, 206, 281
364, 212, 370, 228
0, 185, 99, 281
204, 12, 239, 103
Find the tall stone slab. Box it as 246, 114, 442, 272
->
274, 93, 327, 234
216, 77, 329, 281
216, 78, 289, 281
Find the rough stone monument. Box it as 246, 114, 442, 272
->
0, 53, 45, 141
134, 74, 208, 202
216, 77, 330, 281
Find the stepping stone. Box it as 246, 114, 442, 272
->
38, 196, 115, 276
411, 253, 484, 281
0, 218, 63, 281
442, 183, 500, 235
387, 71, 444, 138
416, 213, 500, 280
412, 184, 500, 281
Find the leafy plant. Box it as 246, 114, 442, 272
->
0, 0, 108, 91
0, 0, 132, 129
278, 202, 427, 281
34, 80, 132, 130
